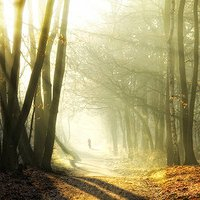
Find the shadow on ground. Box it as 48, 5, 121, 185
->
27, 169, 68, 200
0, 169, 67, 200
60, 175, 147, 200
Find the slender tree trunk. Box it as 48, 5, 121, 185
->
158, 85, 165, 151
2, 0, 26, 170
42, 0, 70, 170
27, 2, 45, 166
33, 83, 45, 165
55, 136, 80, 161
110, 109, 118, 155
186, 0, 199, 165
1, 0, 55, 170
154, 115, 159, 150
132, 113, 138, 151
162, 2, 172, 159
177, 0, 198, 165
133, 108, 153, 150
0, 1, 7, 110
118, 109, 127, 151
166, 72, 174, 166
167, 0, 180, 165
0, 0, 35, 168
125, 106, 133, 159
39, 3, 62, 166
0, 0, 7, 140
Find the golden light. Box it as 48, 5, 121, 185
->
3, 1, 39, 40
2, 1, 41, 95
2, 0, 110, 43
68, 0, 110, 29
2, 1, 15, 41
1, 0, 111, 97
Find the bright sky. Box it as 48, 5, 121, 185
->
2, 0, 111, 88
3, 0, 110, 37
68, 0, 110, 29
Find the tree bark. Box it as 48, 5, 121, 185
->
167, 0, 180, 165
42, 0, 70, 170
186, 0, 199, 165
39, 2, 62, 166
110, 109, 118, 155
133, 108, 153, 151
2, 0, 26, 170
1, 0, 55, 170
27, 1, 45, 166
177, 0, 198, 165
125, 106, 133, 159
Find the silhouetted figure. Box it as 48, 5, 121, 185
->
88, 138, 91, 149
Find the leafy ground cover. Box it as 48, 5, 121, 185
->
0, 166, 199, 199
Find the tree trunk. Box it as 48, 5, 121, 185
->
27, 2, 46, 166
42, 0, 70, 170
132, 113, 138, 151
0, 1, 7, 110
133, 108, 153, 151
2, 0, 25, 170
110, 110, 118, 155
158, 85, 165, 151
167, 0, 180, 165
166, 72, 174, 166
2, 0, 55, 170
125, 106, 133, 159
39, 3, 62, 166
34, 83, 45, 165
177, 0, 198, 165
55, 136, 80, 161
118, 109, 127, 151
186, 0, 199, 165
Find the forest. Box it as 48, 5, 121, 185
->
0, 0, 200, 199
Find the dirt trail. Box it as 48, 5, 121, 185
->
50, 165, 200, 200
0, 164, 199, 199
52, 149, 159, 199
75, 149, 119, 176
51, 149, 200, 199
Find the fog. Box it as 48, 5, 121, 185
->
0, 0, 199, 173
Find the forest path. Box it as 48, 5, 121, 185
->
51, 165, 200, 199
0, 165, 199, 199
51, 150, 200, 199
75, 148, 119, 176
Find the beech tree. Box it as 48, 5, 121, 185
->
0, 0, 55, 170
42, 0, 70, 170
177, 0, 199, 165
164, 0, 180, 165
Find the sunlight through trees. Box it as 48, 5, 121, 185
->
0, 0, 199, 174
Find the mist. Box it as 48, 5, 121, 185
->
0, 0, 200, 199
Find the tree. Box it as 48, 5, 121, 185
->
1, 0, 26, 170
1, 0, 55, 170
42, 0, 70, 170
177, 0, 198, 165
165, 0, 180, 165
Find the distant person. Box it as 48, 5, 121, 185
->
88, 138, 91, 149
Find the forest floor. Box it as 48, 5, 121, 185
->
0, 165, 200, 199
0, 149, 200, 199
